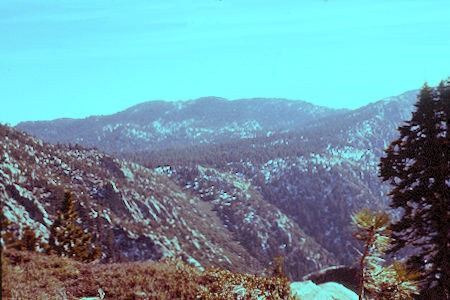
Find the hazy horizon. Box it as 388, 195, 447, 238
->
1, 0, 449, 125
7, 89, 420, 126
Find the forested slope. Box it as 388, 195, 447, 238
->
1, 124, 336, 279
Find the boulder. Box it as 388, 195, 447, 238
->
290, 280, 358, 300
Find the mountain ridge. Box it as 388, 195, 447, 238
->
15, 91, 417, 156
16, 96, 347, 153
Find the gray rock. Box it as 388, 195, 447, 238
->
291, 280, 358, 300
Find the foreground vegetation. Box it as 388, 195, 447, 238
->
1, 249, 293, 299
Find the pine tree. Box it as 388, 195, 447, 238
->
379, 80, 449, 298
1, 209, 14, 248
352, 208, 391, 300
14, 226, 41, 251
1, 210, 41, 251
48, 191, 100, 262
351, 208, 419, 299
270, 255, 287, 279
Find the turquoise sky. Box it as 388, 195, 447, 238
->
1, 0, 449, 125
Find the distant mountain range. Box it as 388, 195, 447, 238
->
17, 97, 347, 153
5, 90, 420, 280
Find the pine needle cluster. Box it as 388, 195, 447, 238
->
351, 208, 419, 299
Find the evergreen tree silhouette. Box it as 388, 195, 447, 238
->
379, 80, 449, 298
48, 190, 100, 262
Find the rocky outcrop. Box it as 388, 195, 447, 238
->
302, 265, 359, 292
